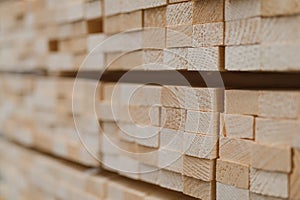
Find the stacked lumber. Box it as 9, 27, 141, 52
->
218, 90, 300, 199
224, 0, 300, 71
97, 82, 224, 199
0, 0, 105, 72
102, 0, 225, 71
0, 74, 100, 166
0, 139, 196, 200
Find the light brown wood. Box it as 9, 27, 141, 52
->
144, 6, 166, 28
216, 159, 249, 189
251, 143, 292, 173
158, 169, 183, 192
250, 168, 289, 198
225, 90, 259, 115
255, 118, 299, 147
158, 149, 183, 173
161, 107, 186, 130
183, 176, 215, 200
193, 22, 224, 47
163, 47, 189, 69
183, 132, 218, 159
225, 0, 260, 21
290, 148, 300, 199
219, 137, 253, 165
166, 25, 193, 48
183, 155, 215, 181
225, 17, 261, 46
166, 2, 192, 26
192, 0, 224, 24
185, 110, 219, 135
220, 113, 254, 139
217, 182, 250, 200
187, 47, 224, 71
160, 128, 183, 153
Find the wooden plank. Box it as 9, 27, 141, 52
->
261, 15, 300, 44
251, 143, 292, 173
225, 17, 261, 46
225, 0, 300, 20
290, 148, 300, 199
249, 192, 286, 200
216, 159, 249, 189
225, 45, 260, 71
226, 44, 300, 71
166, 2, 192, 26
220, 113, 254, 139
84, 0, 102, 20
193, 22, 224, 47
258, 91, 300, 119
121, 10, 143, 31
122, 0, 166, 12
139, 163, 159, 185
187, 47, 224, 71
219, 137, 253, 165
217, 182, 249, 200
183, 132, 218, 159
158, 149, 183, 173
183, 176, 215, 200
161, 85, 186, 109
166, 25, 193, 48
183, 155, 215, 181
144, 6, 166, 28
225, 0, 260, 21
142, 28, 166, 49
160, 128, 183, 152
255, 118, 299, 147
192, 0, 224, 24
185, 110, 219, 135
225, 90, 259, 115
161, 107, 186, 130
250, 168, 289, 198
163, 47, 189, 69
120, 84, 161, 106
104, 0, 122, 16
185, 87, 224, 112
158, 169, 183, 192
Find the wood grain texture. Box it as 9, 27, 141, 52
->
250, 168, 289, 198
261, 15, 300, 44
158, 169, 183, 192
183, 155, 215, 181
255, 118, 300, 147
216, 159, 249, 189
166, 25, 193, 48
225, 17, 261, 46
161, 85, 186, 109
161, 107, 186, 130
220, 113, 254, 139
258, 91, 300, 119
183, 132, 218, 159
249, 192, 287, 200
183, 176, 215, 200
251, 143, 292, 173
160, 128, 183, 152
225, 90, 259, 115
158, 149, 183, 173
290, 148, 300, 199
184, 87, 224, 112
217, 182, 250, 200
219, 137, 253, 165
187, 47, 224, 71
225, 0, 260, 21
163, 47, 189, 69
261, 0, 300, 17
185, 110, 219, 135
192, 0, 224, 24
144, 6, 166, 28
166, 1, 192, 26
193, 22, 224, 47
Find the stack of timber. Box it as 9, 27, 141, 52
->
103, 0, 224, 71
0, 0, 105, 72
218, 90, 300, 199
97, 82, 223, 199
0, 139, 196, 200
224, 0, 300, 71
0, 74, 100, 166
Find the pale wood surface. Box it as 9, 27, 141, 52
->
183, 176, 215, 200
217, 182, 250, 200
